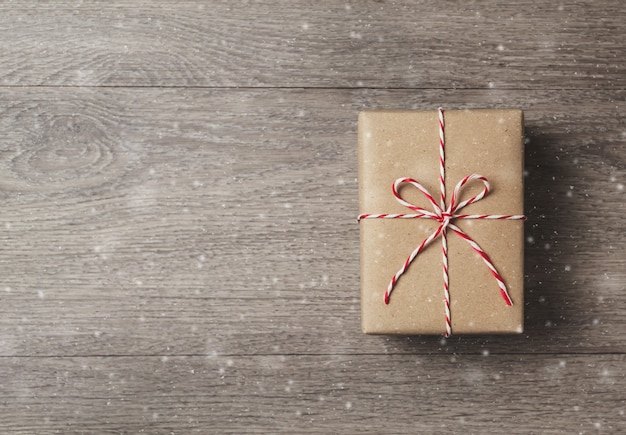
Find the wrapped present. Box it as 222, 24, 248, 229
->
358, 109, 525, 336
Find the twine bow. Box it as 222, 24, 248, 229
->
358, 108, 525, 337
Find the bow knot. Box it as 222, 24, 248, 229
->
391, 173, 490, 225
439, 213, 452, 229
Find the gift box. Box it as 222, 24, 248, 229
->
358, 109, 525, 336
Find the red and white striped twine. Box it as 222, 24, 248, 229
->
358, 108, 525, 337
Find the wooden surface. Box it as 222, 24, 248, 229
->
0, 1, 624, 433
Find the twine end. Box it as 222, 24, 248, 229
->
384, 293, 390, 305
501, 289, 513, 306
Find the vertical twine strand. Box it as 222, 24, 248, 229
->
438, 108, 452, 337
438, 108, 446, 210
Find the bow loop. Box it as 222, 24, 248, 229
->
392, 177, 442, 219
448, 174, 490, 215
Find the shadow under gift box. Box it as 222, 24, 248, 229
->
358, 109, 525, 335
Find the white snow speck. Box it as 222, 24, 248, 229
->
94, 331, 102, 338
544, 243, 551, 250
301, 23, 309, 30
345, 401, 352, 410
564, 265, 571, 272
559, 360, 566, 368
617, 183, 624, 191
37, 290, 45, 299
488, 81, 494, 88
284, 203, 292, 209
526, 236, 535, 244
226, 359, 234, 367
4, 287, 11, 293
149, 168, 156, 175
350, 31, 361, 39
594, 422, 601, 429
592, 318, 600, 326
482, 349, 490, 356
497, 44, 505, 51
161, 356, 169, 363
345, 4, 352, 11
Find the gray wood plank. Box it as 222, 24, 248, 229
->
0, 354, 623, 433
0, 1, 624, 89
0, 88, 624, 356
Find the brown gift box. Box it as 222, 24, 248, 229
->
359, 109, 525, 335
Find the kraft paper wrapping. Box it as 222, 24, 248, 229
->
359, 109, 524, 335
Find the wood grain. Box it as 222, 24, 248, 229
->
0, 354, 623, 434
0, 1, 623, 89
